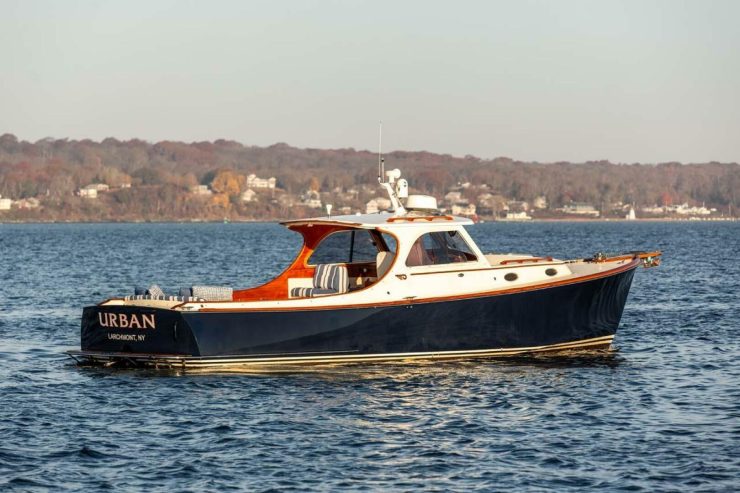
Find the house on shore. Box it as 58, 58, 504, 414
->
78, 183, 110, 198
451, 203, 477, 217
190, 185, 213, 196
365, 197, 392, 214
301, 190, 322, 209
246, 174, 276, 189
560, 203, 600, 217
241, 189, 257, 202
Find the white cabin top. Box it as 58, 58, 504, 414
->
282, 212, 474, 230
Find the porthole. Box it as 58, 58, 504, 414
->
545, 268, 558, 277
504, 272, 518, 282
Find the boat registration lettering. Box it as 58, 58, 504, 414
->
107, 333, 146, 342
98, 312, 156, 329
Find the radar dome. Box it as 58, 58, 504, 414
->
405, 195, 438, 212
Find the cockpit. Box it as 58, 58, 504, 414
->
230, 213, 482, 302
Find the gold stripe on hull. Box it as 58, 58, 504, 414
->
69, 335, 615, 369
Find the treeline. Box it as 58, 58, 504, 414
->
0, 133, 738, 220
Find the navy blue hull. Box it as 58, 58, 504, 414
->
79, 265, 637, 362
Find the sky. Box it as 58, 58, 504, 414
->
1, 0, 739, 163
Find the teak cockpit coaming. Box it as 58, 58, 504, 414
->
96, 256, 638, 315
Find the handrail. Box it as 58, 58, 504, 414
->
588, 250, 662, 267
387, 215, 454, 223
499, 256, 554, 265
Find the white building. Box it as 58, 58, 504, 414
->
451, 203, 477, 216
87, 183, 109, 192
77, 183, 109, 198
477, 193, 508, 211
190, 185, 213, 196
241, 189, 257, 202
669, 203, 711, 216
301, 190, 322, 208
500, 211, 532, 221
533, 196, 548, 209
507, 201, 529, 212
0, 196, 11, 210
365, 197, 392, 214
78, 188, 98, 198
246, 174, 276, 189
561, 203, 600, 217
444, 191, 465, 204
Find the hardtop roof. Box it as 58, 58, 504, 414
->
281, 212, 474, 230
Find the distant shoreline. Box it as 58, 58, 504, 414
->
490, 217, 738, 223
1, 217, 737, 225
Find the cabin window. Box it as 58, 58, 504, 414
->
406, 231, 477, 267
382, 234, 397, 254
309, 230, 393, 265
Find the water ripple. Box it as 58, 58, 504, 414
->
0, 222, 738, 491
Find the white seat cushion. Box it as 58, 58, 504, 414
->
376, 251, 393, 278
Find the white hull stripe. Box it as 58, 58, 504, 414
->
69, 335, 615, 368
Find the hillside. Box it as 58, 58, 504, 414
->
0, 133, 737, 221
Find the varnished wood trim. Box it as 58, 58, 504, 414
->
231, 223, 374, 302
596, 251, 662, 263
499, 256, 553, 265
227, 226, 403, 303
280, 219, 365, 228
387, 215, 453, 223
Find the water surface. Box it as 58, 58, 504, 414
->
1, 222, 738, 491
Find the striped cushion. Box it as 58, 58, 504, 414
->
147, 284, 166, 297
289, 264, 349, 298
290, 287, 313, 298
310, 288, 337, 297
192, 285, 233, 301
124, 294, 204, 302
313, 264, 349, 294
290, 287, 337, 298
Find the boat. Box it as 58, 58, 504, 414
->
68, 167, 661, 369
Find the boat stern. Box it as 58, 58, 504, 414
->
79, 305, 199, 356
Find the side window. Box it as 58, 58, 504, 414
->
309, 230, 381, 265
406, 230, 477, 267
309, 231, 351, 264
350, 230, 379, 262
380, 233, 397, 254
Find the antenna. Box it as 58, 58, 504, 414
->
377, 121, 384, 183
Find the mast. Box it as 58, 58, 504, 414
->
374, 121, 406, 215
378, 121, 384, 183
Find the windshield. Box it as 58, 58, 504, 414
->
406, 230, 477, 266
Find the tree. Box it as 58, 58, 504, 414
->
210, 169, 245, 196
